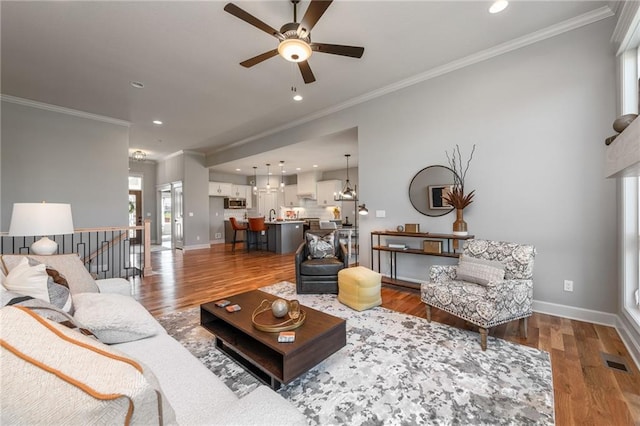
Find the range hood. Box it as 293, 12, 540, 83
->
296, 171, 320, 200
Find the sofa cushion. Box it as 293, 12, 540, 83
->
73, 293, 162, 344
0, 305, 175, 425
455, 255, 505, 286
3, 257, 72, 312
300, 257, 344, 276
1, 254, 100, 295
306, 232, 336, 259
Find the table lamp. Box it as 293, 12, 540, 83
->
8, 202, 75, 255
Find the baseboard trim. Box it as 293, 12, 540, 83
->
532, 300, 618, 326
616, 312, 640, 371
181, 243, 211, 251
533, 300, 640, 370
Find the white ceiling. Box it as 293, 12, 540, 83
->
1, 0, 612, 176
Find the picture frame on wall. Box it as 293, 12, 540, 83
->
428, 185, 453, 210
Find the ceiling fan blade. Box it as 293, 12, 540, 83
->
311, 43, 364, 58
224, 3, 284, 40
298, 0, 333, 36
298, 61, 316, 84
240, 49, 279, 68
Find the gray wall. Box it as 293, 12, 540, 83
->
209, 18, 618, 314
1, 100, 129, 229
128, 160, 158, 243
183, 151, 209, 248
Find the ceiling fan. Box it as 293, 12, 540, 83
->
224, 0, 364, 84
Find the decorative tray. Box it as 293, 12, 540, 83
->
251, 299, 306, 333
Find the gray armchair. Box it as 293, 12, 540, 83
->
295, 230, 348, 294
421, 239, 536, 350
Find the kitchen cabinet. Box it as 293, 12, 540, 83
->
209, 182, 232, 197
316, 180, 342, 206
296, 171, 320, 199
283, 185, 299, 207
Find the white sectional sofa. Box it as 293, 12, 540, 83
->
0, 254, 307, 425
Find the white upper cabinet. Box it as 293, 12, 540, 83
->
283, 185, 299, 207
316, 180, 342, 206
209, 182, 232, 197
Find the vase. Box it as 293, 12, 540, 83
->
452, 209, 468, 236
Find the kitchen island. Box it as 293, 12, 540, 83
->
265, 220, 305, 254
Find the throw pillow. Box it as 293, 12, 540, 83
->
72, 293, 162, 344
1, 254, 100, 294
0, 306, 176, 425
456, 255, 505, 286
1, 290, 92, 336
306, 232, 336, 259
4, 257, 72, 312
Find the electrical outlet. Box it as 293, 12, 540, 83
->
215, 233, 222, 239
196, 235, 200, 241
563, 280, 574, 292
375, 210, 386, 218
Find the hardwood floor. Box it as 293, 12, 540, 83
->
134, 243, 640, 426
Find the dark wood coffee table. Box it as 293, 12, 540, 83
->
200, 289, 346, 390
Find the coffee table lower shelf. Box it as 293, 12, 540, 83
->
200, 292, 346, 390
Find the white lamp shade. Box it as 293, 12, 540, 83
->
8, 203, 74, 237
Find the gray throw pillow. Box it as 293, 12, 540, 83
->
456, 255, 505, 286
306, 232, 336, 259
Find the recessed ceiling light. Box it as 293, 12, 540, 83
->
235, 168, 241, 172
130, 81, 144, 89
313, 165, 318, 168
152, 120, 163, 125
489, 0, 508, 14
293, 94, 303, 101
296, 167, 301, 171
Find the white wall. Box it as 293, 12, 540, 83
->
209, 18, 618, 314
1, 99, 130, 229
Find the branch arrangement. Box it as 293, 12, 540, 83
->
442, 144, 476, 210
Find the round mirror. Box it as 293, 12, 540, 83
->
408, 165, 456, 217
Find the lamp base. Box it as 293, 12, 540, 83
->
31, 237, 58, 255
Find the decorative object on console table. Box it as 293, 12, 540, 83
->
405, 224, 420, 233
443, 145, 476, 245
423, 240, 442, 254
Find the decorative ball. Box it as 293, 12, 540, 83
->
613, 114, 638, 133
271, 299, 289, 318
397, 225, 404, 232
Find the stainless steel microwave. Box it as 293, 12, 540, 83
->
224, 198, 246, 209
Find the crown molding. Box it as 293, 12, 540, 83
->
611, 0, 640, 54
212, 6, 614, 154
0, 94, 130, 127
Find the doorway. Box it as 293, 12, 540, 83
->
128, 175, 143, 245
158, 181, 184, 250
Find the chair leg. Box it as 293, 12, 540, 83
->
479, 327, 488, 351
425, 305, 431, 322
520, 317, 528, 339
231, 230, 237, 252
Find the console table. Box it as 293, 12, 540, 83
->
370, 231, 475, 290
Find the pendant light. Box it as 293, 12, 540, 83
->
280, 161, 285, 192
252, 166, 258, 195
339, 154, 355, 200
266, 163, 271, 192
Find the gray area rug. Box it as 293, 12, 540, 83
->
157, 282, 554, 425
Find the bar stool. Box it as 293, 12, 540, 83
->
229, 217, 247, 252
247, 217, 269, 251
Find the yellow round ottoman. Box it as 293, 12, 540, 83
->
338, 266, 382, 311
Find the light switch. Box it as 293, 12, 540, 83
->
189, 212, 194, 217
375, 210, 386, 218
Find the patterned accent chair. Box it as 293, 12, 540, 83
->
420, 239, 536, 350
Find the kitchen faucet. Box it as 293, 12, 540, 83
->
269, 209, 277, 222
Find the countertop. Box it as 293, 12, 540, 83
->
265, 220, 305, 225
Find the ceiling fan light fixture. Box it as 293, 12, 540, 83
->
278, 38, 312, 63
489, 0, 509, 14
